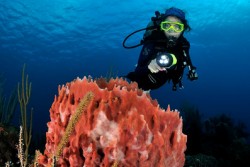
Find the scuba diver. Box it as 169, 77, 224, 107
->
123, 7, 198, 91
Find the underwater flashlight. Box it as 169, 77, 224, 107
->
156, 52, 177, 68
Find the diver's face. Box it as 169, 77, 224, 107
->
163, 16, 183, 39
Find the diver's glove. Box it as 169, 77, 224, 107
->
188, 68, 198, 81
148, 59, 166, 73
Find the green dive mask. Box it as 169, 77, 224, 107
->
160, 21, 184, 33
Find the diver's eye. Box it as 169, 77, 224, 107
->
162, 23, 171, 29
173, 24, 181, 31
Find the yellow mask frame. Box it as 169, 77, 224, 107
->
160, 21, 184, 33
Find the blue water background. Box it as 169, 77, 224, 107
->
0, 0, 250, 134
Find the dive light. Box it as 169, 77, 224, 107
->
156, 52, 177, 68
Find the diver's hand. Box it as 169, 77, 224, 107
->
188, 69, 198, 81
148, 59, 166, 73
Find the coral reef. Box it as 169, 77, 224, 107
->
180, 102, 202, 155
180, 103, 250, 167
17, 64, 33, 167
202, 114, 250, 167
0, 73, 19, 166
37, 77, 187, 167
0, 125, 19, 165
185, 153, 218, 167
0, 73, 18, 126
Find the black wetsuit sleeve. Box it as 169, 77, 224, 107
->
182, 39, 196, 69
134, 43, 155, 75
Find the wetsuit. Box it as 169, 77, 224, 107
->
126, 35, 195, 90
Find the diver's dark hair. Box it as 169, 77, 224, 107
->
182, 18, 191, 32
